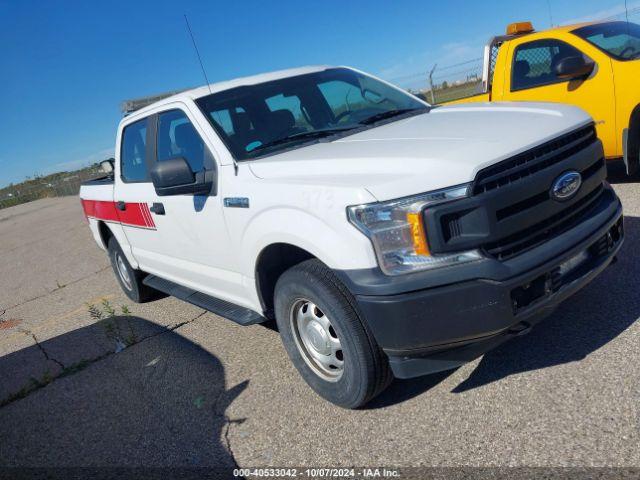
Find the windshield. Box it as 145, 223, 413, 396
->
573, 21, 640, 61
195, 68, 428, 160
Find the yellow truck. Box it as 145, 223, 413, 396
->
445, 20, 640, 174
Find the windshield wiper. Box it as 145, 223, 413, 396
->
359, 108, 426, 125
249, 126, 358, 153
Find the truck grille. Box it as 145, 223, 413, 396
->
483, 183, 604, 259
472, 124, 597, 195
426, 123, 608, 261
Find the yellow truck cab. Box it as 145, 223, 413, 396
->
445, 21, 640, 175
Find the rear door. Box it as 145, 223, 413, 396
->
111, 115, 159, 240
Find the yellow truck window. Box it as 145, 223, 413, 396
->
512, 39, 592, 91
573, 21, 640, 61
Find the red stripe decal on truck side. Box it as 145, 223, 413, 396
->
81, 200, 156, 230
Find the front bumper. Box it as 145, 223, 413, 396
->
337, 190, 623, 379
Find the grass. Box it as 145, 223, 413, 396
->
416, 80, 486, 105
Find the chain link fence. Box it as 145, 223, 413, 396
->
0, 168, 104, 211
429, 58, 484, 104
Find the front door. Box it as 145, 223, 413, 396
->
503, 37, 616, 157
114, 106, 243, 305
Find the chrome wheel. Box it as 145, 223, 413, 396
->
290, 299, 344, 382
115, 252, 133, 291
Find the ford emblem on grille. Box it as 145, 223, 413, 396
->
551, 171, 582, 201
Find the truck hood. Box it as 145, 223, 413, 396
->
248, 102, 592, 202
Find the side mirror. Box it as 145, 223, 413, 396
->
99, 159, 115, 175
150, 157, 215, 197
555, 56, 595, 81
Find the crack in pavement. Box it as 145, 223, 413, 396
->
223, 417, 245, 469
167, 311, 207, 331
138, 311, 208, 343
212, 381, 244, 469
0, 265, 111, 313
49, 265, 111, 293
27, 331, 66, 370
0, 310, 208, 409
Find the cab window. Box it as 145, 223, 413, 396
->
157, 110, 206, 172
511, 39, 592, 91
573, 21, 640, 61
120, 118, 149, 182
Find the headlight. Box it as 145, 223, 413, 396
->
347, 184, 482, 275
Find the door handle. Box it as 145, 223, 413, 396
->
150, 202, 165, 215
116, 201, 126, 211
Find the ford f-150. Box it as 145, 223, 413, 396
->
80, 65, 623, 408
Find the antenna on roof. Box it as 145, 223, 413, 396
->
545, 0, 554, 27
184, 14, 212, 94
624, 0, 631, 37
625, 0, 630, 23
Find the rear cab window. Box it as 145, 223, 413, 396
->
120, 118, 149, 182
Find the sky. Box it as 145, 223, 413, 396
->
0, 0, 637, 187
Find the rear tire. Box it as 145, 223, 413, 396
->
107, 236, 156, 303
274, 259, 392, 408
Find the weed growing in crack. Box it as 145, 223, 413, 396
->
0, 359, 106, 408
86, 300, 137, 351
87, 303, 103, 320
1, 302, 141, 408
101, 298, 116, 317
61, 359, 92, 377
0, 370, 56, 407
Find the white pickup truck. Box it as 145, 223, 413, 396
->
80, 66, 623, 408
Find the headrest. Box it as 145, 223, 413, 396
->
514, 60, 530, 78
269, 109, 295, 131
174, 123, 197, 149
234, 112, 252, 133
550, 53, 565, 72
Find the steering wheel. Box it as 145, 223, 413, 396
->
620, 46, 637, 59
334, 110, 353, 123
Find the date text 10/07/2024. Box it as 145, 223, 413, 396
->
233, 468, 401, 478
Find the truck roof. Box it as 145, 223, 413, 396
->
122, 65, 333, 118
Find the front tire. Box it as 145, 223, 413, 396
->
274, 259, 392, 408
107, 236, 155, 303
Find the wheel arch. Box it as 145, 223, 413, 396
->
242, 207, 377, 316
254, 242, 317, 318
625, 104, 640, 175
97, 220, 114, 250
93, 220, 140, 269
